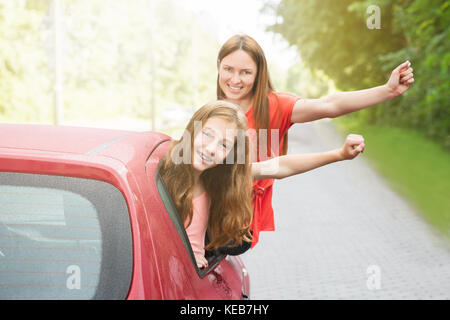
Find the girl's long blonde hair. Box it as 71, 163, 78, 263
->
159, 100, 253, 250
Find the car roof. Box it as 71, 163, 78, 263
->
0, 123, 171, 165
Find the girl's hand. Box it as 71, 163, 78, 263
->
340, 134, 365, 160
386, 60, 414, 97
195, 253, 208, 269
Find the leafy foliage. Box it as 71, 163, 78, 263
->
0, 0, 53, 122
0, 0, 219, 124
268, 0, 450, 149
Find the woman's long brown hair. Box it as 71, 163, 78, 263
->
217, 34, 289, 157
159, 101, 253, 250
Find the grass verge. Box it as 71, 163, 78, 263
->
333, 117, 450, 239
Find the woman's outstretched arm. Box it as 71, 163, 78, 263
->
290, 61, 414, 123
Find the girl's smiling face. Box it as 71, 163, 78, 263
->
192, 117, 237, 173
218, 49, 257, 104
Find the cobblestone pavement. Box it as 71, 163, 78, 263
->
240, 119, 450, 299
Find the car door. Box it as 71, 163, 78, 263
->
144, 140, 244, 300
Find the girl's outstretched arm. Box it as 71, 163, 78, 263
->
252, 134, 365, 180
290, 61, 414, 123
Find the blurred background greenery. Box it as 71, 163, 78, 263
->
266, 0, 449, 237
0, 0, 331, 131
0, 0, 221, 131
267, 0, 450, 150
0, 0, 448, 236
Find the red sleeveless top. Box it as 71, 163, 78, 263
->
245, 92, 300, 247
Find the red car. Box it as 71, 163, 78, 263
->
0, 123, 250, 300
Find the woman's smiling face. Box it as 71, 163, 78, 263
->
218, 49, 257, 104
192, 117, 237, 173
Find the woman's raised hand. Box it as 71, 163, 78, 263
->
386, 60, 414, 97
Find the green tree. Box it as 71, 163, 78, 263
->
61, 0, 219, 122
0, 0, 53, 122
389, 0, 450, 147
267, 0, 405, 91
0, 0, 220, 126
267, 0, 450, 149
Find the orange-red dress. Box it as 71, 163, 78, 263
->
245, 92, 301, 247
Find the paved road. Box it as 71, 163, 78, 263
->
240, 119, 450, 299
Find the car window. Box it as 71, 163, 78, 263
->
154, 163, 226, 278
0, 172, 133, 300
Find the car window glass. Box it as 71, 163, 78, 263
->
0, 185, 101, 299
0, 172, 132, 300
